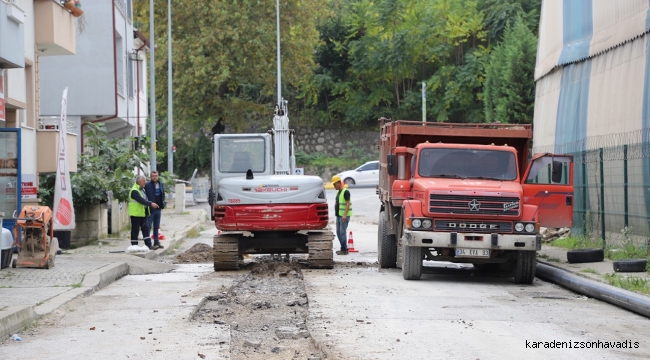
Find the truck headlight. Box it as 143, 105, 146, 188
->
422, 219, 432, 229
525, 223, 535, 233
412, 219, 422, 228
515, 223, 524, 232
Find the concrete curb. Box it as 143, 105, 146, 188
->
0, 261, 130, 341
536, 261, 650, 318
0, 306, 34, 341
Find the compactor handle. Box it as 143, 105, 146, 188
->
13, 210, 44, 221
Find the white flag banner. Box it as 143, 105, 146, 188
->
53, 87, 75, 230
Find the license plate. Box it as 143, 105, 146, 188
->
455, 248, 490, 258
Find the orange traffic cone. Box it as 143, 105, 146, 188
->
158, 228, 166, 241
347, 231, 359, 252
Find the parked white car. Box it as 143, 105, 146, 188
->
335, 160, 379, 186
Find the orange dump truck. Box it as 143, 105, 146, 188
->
377, 119, 574, 283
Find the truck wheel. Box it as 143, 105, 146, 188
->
402, 245, 423, 280
513, 251, 536, 284
378, 211, 397, 268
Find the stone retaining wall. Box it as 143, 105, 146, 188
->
293, 127, 378, 157
293, 128, 379, 181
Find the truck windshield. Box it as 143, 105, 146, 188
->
218, 137, 266, 173
418, 148, 517, 181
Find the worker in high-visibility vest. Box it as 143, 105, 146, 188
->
332, 175, 352, 255
128, 175, 159, 249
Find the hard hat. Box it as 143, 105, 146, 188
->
331, 175, 342, 184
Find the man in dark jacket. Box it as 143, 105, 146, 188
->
129, 175, 159, 249
145, 171, 166, 250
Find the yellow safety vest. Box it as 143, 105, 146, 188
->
337, 189, 352, 217
128, 183, 147, 217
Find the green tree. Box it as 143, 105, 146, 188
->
303, 0, 490, 125
131, 0, 543, 176
157, 130, 212, 180
133, 0, 329, 134
479, 0, 541, 44
483, 15, 537, 123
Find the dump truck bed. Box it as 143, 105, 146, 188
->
378, 119, 533, 203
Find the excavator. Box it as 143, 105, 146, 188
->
208, 1, 334, 270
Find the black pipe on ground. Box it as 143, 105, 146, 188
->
536, 262, 650, 318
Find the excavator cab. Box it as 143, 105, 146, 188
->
209, 134, 273, 221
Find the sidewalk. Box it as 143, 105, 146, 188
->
537, 244, 650, 317
537, 245, 650, 285
0, 208, 207, 341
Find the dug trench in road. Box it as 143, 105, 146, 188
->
193, 259, 327, 359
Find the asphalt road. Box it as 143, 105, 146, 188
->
3, 189, 650, 359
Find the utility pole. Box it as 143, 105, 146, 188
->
167, 0, 173, 174
422, 81, 426, 122
149, 0, 157, 172
276, 0, 281, 108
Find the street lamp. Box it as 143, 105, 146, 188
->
149, 0, 156, 172
167, 0, 173, 175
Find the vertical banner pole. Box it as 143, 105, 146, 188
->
53, 88, 76, 230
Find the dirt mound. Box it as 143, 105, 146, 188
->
249, 260, 304, 277
174, 243, 213, 263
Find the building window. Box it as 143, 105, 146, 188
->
116, 34, 124, 96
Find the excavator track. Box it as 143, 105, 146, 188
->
213, 233, 240, 271
307, 230, 334, 269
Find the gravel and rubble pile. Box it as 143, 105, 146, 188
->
193, 260, 325, 360
173, 243, 214, 263
540, 227, 571, 242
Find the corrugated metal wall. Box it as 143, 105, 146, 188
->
533, 0, 650, 240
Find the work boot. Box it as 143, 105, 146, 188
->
153, 243, 164, 250
336, 250, 349, 255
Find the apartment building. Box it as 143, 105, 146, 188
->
0, 0, 148, 227
0, 0, 71, 222
39, 0, 149, 158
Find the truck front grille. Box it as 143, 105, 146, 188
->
434, 219, 513, 233
429, 194, 520, 216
